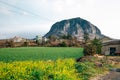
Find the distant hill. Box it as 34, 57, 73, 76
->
44, 17, 108, 41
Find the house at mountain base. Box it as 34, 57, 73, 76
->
102, 40, 120, 55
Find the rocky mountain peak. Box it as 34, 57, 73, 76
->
44, 17, 104, 41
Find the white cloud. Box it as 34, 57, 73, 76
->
0, 0, 120, 39
0, 21, 53, 34
19, 22, 53, 33
22, 11, 30, 16
0, 6, 12, 16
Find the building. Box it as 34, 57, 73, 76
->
10, 36, 26, 47
102, 40, 120, 55
12, 36, 26, 42
36, 35, 42, 44
42, 37, 48, 42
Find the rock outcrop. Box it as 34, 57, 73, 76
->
44, 17, 105, 41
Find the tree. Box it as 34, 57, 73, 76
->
83, 44, 96, 56
91, 38, 102, 54
24, 39, 29, 47
83, 38, 102, 56
84, 32, 89, 43
58, 42, 67, 47
48, 35, 58, 41
10, 40, 15, 47
36, 35, 42, 46
61, 34, 72, 39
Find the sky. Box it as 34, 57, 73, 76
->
0, 0, 120, 39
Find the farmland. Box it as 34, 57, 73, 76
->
0, 47, 83, 62
1, 47, 118, 80
0, 58, 110, 80
0, 47, 86, 80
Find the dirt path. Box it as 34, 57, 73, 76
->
91, 56, 120, 80
101, 71, 120, 80
92, 71, 120, 80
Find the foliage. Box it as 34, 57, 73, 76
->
61, 34, 72, 39
0, 59, 81, 80
0, 47, 83, 62
48, 35, 58, 41
83, 38, 102, 56
75, 61, 109, 80
9, 40, 15, 47
83, 32, 89, 43
91, 38, 102, 54
24, 41, 29, 47
58, 42, 67, 47
36, 35, 42, 45
0, 58, 111, 80
83, 44, 96, 56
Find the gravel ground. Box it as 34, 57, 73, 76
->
88, 56, 120, 80
91, 71, 120, 80
101, 71, 120, 80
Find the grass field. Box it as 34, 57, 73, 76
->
0, 47, 115, 80
0, 47, 83, 62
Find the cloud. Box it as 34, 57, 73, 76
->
34, 0, 96, 20
0, 6, 12, 16
22, 11, 31, 16
0, 0, 120, 39
0, 21, 53, 33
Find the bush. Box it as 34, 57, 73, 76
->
83, 38, 102, 56
58, 42, 67, 47
83, 44, 96, 56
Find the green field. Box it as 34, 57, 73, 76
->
0, 47, 112, 80
0, 47, 83, 62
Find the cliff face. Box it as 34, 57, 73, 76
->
44, 17, 104, 40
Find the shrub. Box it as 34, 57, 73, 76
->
83, 38, 102, 56
83, 44, 96, 56
58, 42, 67, 47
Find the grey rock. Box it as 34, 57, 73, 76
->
116, 69, 120, 72
44, 17, 105, 41
110, 68, 120, 72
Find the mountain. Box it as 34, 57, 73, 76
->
44, 17, 105, 41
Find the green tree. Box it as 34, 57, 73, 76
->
83, 44, 96, 56
24, 39, 29, 47
84, 32, 89, 43
49, 35, 58, 41
58, 42, 67, 47
91, 38, 102, 54
36, 35, 42, 46
83, 38, 102, 56
61, 34, 72, 39
10, 40, 15, 47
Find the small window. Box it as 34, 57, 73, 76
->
110, 47, 116, 55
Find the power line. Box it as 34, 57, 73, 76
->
0, 0, 54, 21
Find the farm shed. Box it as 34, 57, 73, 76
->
102, 40, 120, 55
